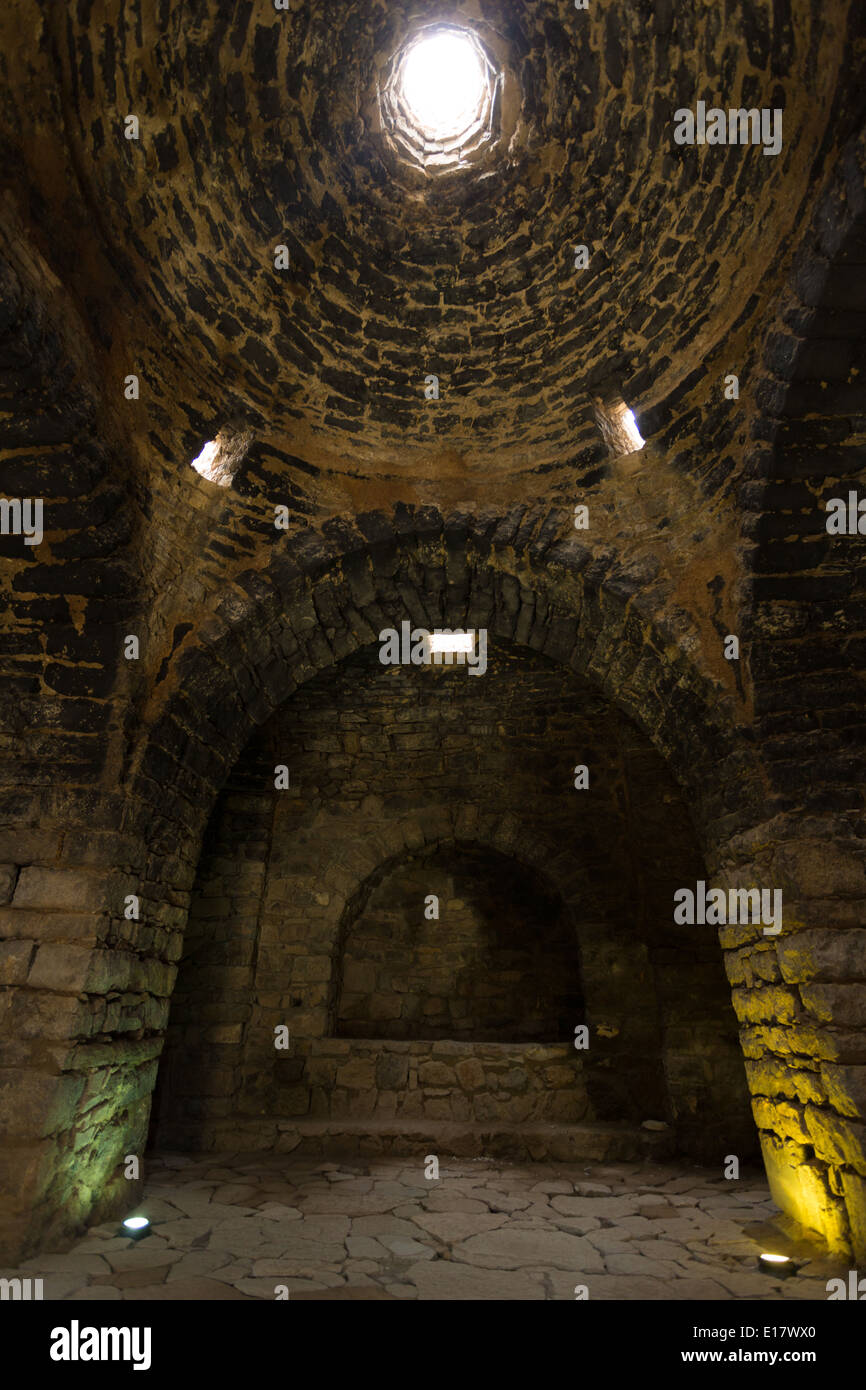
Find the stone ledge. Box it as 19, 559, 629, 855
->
154, 1117, 675, 1164
289, 1036, 588, 1123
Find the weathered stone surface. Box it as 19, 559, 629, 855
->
550, 1195, 642, 1220
453, 1228, 606, 1273
406, 1260, 545, 1300
412, 1211, 508, 1243
6, 1151, 853, 1303
127, 1278, 255, 1300
0, 0, 864, 1272
0, 940, 34, 986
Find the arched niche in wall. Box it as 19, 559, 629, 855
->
332, 841, 586, 1042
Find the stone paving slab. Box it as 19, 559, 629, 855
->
18, 1154, 853, 1301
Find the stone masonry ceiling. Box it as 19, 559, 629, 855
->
2, 0, 856, 488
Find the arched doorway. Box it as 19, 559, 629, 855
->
151, 637, 752, 1166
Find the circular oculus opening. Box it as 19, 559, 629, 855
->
381, 26, 500, 174
399, 30, 487, 137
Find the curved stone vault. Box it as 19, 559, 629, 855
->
0, 0, 865, 1288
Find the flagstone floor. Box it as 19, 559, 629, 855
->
16, 1154, 849, 1300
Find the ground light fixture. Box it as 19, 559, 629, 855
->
758, 1252, 796, 1277
120, 1215, 151, 1241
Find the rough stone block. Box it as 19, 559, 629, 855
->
292, 955, 332, 983
800, 982, 866, 1028
204, 1024, 243, 1045
778, 930, 866, 985
805, 1105, 866, 1175
27, 945, 102, 993
0, 1070, 85, 1139
423, 1097, 452, 1120
304, 1056, 337, 1087
0, 940, 34, 985
745, 1056, 825, 1105
12, 868, 112, 912
751, 1096, 810, 1144
335, 1060, 376, 1090
278, 1086, 311, 1117
821, 1064, 866, 1120
775, 841, 866, 898
376, 1054, 408, 1089
455, 1057, 484, 1090
368, 994, 402, 1021
760, 1132, 850, 1254
418, 1061, 454, 1086
840, 1170, 866, 1262
731, 984, 798, 1025
0, 865, 18, 904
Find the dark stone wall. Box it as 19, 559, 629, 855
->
336, 846, 584, 1042
0, 0, 864, 1266
152, 641, 751, 1163
730, 123, 866, 1255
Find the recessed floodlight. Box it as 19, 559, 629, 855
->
400, 30, 486, 137
120, 1215, 151, 1241
758, 1252, 795, 1276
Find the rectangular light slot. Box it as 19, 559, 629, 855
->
189, 424, 255, 487
593, 395, 645, 457
190, 439, 222, 481
617, 403, 645, 452
429, 631, 474, 654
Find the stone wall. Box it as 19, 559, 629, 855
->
5, 496, 863, 1257
0, 0, 863, 1263
725, 133, 866, 1257
152, 639, 753, 1166
159, 1037, 676, 1163
291, 1039, 590, 1125
336, 846, 584, 1041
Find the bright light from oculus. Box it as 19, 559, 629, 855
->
400, 31, 486, 136
429, 631, 474, 654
